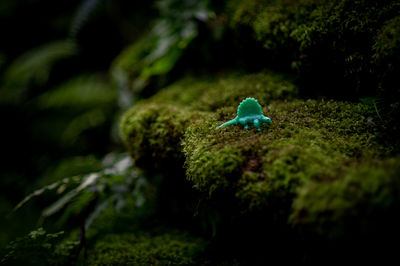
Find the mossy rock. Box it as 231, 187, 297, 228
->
87, 231, 206, 265
291, 157, 400, 239
120, 72, 297, 169
120, 71, 399, 239
185, 99, 379, 196
228, 0, 400, 99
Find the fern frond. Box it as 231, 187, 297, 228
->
12, 153, 141, 234
42, 173, 99, 217
10, 176, 82, 215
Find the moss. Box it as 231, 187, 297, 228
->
290, 157, 400, 239
184, 99, 380, 210
228, 0, 400, 98
120, 102, 203, 169
87, 231, 206, 265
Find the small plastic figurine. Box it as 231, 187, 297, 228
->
216, 97, 271, 131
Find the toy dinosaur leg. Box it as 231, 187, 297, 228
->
253, 119, 260, 129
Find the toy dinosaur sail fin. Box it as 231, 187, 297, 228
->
237, 98, 263, 118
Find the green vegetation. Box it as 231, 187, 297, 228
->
120, 72, 298, 168
121, 71, 393, 225
87, 231, 205, 265
291, 157, 400, 238
112, 0, 210, 98
1, 228, 78, 266
119, 70, 399, 262
229, 0, 400, 99
2, 0, 400, 264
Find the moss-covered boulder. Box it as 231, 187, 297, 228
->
228, 0, 400, 99
120, 72, 297, 169
291, 157, 400, 239
120, 71, 400, 246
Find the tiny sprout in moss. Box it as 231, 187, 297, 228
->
216, 97, 271, 131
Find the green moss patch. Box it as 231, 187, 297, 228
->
87, 231, 205, 265
184, 100, 379, 208
291, 157, 400, 238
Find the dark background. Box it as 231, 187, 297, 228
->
0, 0, 157, 245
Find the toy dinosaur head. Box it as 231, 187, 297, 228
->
237, 97, 264, 118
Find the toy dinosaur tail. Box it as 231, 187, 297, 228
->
216, 118, 238, 129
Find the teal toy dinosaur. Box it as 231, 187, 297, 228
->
216, 98, 271, 131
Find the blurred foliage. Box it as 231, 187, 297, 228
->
0, 41, 77, 104
37, 75, 115, 109
13, 153, 148, 232
3, 153, 152, 264
0, 0, 148, 247
112, 0, 211, 104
